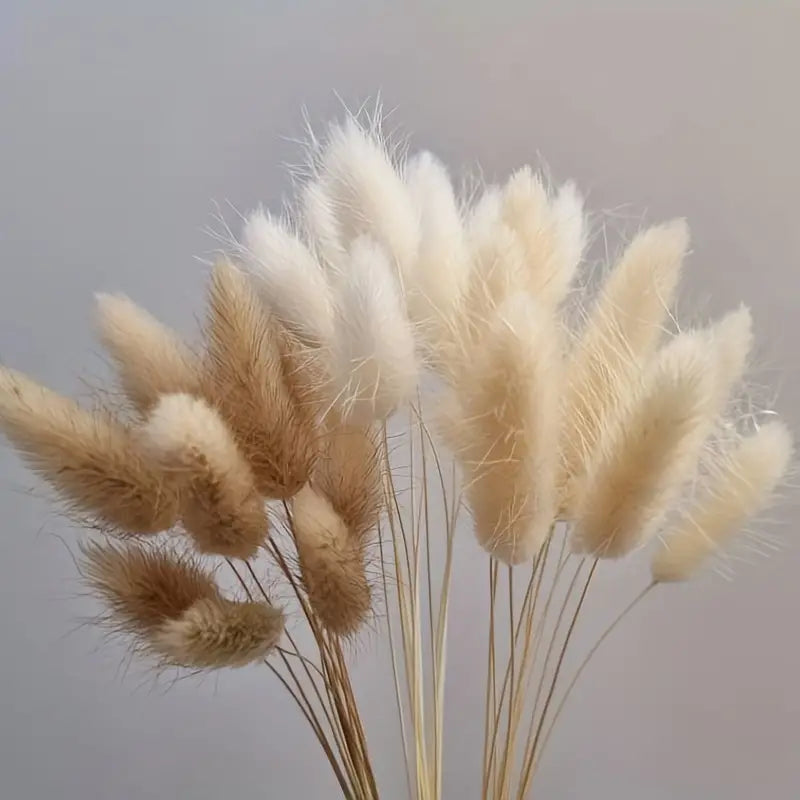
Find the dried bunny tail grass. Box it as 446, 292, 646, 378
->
95, 293, 202, 412
155, 596, 284, 668
81, 540, 282, 668
302, 117, 419, 275
205, 259, 316, 497
560, 220, 689, 492
571, 333, 718, 558
652, 421, 793, 583
463, 187, 528, 327
403, 151, 470, 345
314, 418, 383, 541
140, 394, 267, 559
445, 295, 561, 564
330, 237, 417, 423
291, 484, 371, 636
501, 167, 586, 307
239, 209, 336, 348
706, 305, 753, 407
0, 367, 179, 533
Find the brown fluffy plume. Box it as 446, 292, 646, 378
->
0, 367, 179, 533
82, 540, 283, 668
313, 417, 383, 541
140, 394, 268, 559
95, 293, 202, 412
560, 221, 688, 506
292, 485, 371, 636
204, 259, 317, 497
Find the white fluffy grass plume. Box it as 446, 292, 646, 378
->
205, 259, 317, 497
560, 220, 689, 505
82, 540, 283, 668
95, 293, 202, 413
239, 210, 336, 349
329, 237, 417, 423
302, 117, 419, 277
443, 295, 562, 564
292, 484, 371, 636
140, 393, 268, 560
0, 367, 179, 533
652, 422, 793, 582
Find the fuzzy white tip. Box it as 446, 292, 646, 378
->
330, 237, 417, 423
240, 210, 335, 347
303, 119, 419, 277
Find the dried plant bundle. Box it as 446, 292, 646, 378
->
0, 112, 794, 800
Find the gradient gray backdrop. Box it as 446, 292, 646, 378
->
1, 3, 799, 798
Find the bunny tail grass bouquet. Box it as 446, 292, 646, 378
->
0, 113, 795, 799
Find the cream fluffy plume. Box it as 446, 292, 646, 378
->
652, 422, 793, 582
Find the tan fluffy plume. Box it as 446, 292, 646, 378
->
140, 394, 267, 559
205, 259, 317, 497
292, 484, 371, 636
314, 418, 383, 541
0, 367, 179, 533
82, 540, 283, 668
95, 293, 202, 412
652, 421, 793, 582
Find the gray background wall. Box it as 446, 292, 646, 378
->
1, 2, 798, 798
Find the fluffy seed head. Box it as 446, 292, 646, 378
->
444, 295, 561, 563
81, 540, 282, 668
292, 485, 371, 636
0, 367, 179, 533
95, 293, 202, 412
205, 259, 317, 496
140, 394, 267, 559
571, 332, 718, 557
652, 421, 793, 582
239, 210, 336, 348
330, 237, 417, 423
560, 220, 689, 499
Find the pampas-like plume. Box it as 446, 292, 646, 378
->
501, 167, 586, 308
330, 237, 417, 423
403, 151, 470, 346
205, 259, 317, 496
652, 422, 793, 582
314, 419, 383, 541
444, 295, 562, 564
292, 484, 371, 636
559, 221, 689, 509
0, 367, 179, 533
141, 394, 267, 559
571, 333, 718, 557
303, 118, 419, 276
82, 540, 282, 667
95, 293, 202, 412
240, 210, 336, 349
